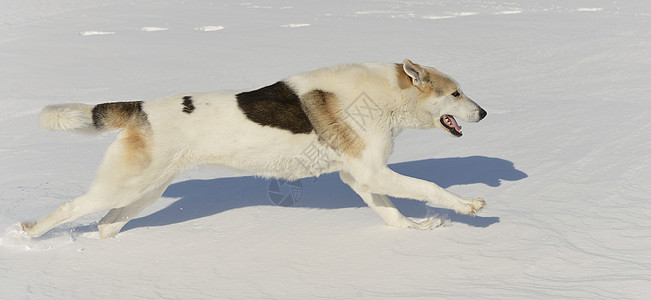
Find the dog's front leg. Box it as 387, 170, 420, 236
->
340, 172, 441, 229
345, 165, 485, 216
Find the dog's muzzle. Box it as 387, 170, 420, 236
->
441, 108, 487, 137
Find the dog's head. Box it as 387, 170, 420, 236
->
398, 59, 487, 137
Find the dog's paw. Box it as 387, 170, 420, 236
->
20, 221, 41, 237
456, 198, 486, 215
409, 217, 444, 230
20, 221, 36, 232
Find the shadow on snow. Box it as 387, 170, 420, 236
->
122, 156, 527, 232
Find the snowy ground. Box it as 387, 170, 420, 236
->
1, 0, 650, 298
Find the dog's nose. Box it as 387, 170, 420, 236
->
479, 108, 487, 120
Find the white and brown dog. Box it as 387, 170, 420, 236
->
22, 59, 487, 239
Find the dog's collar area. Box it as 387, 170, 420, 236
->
441, 115, 463, 137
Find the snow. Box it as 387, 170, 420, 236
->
195, 25, 225, 32
1, 0, 650, 298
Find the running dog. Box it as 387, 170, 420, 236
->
22, 59, 487, 238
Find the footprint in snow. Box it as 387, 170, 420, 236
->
139, 27, 169, 32
576, 8, 603, 12
1, 223, 75, 251
79, 31, 116, 36
80, 26, 225, 36
195, 26, 225, 32
280, 24, 311, 28
422, 12, 478, 20
423, 10, 526, 20
495, 10, 522, 15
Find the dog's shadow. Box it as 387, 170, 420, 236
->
122, 156, 527, 232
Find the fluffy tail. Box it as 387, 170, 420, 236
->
40, 101, 147, 134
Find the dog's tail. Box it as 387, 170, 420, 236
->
40, 101, 147, 134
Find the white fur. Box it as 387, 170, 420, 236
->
22, 59, 487, 239
40, 103, 97, 133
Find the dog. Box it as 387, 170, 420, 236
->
21, 59, 487, 239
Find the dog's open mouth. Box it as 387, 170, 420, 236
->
441, 115, 463, 137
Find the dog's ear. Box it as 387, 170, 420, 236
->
403, 59, 426, 86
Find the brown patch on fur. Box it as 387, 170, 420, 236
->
92, 102, 148, 129
120, 126, 152, 170
92, 101, 152, 169
397, 62, 458, 100
301, 90, 365, 158
426, 70, 457, 97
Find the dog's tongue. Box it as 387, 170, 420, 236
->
444, 115, 462, 133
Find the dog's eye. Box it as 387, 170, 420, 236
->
451, 91, 460, 97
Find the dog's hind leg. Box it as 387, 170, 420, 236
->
21, 181, 153, 238
97, 179, 172, 239
22, 126, 167, 238
340, 172, 441, 229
